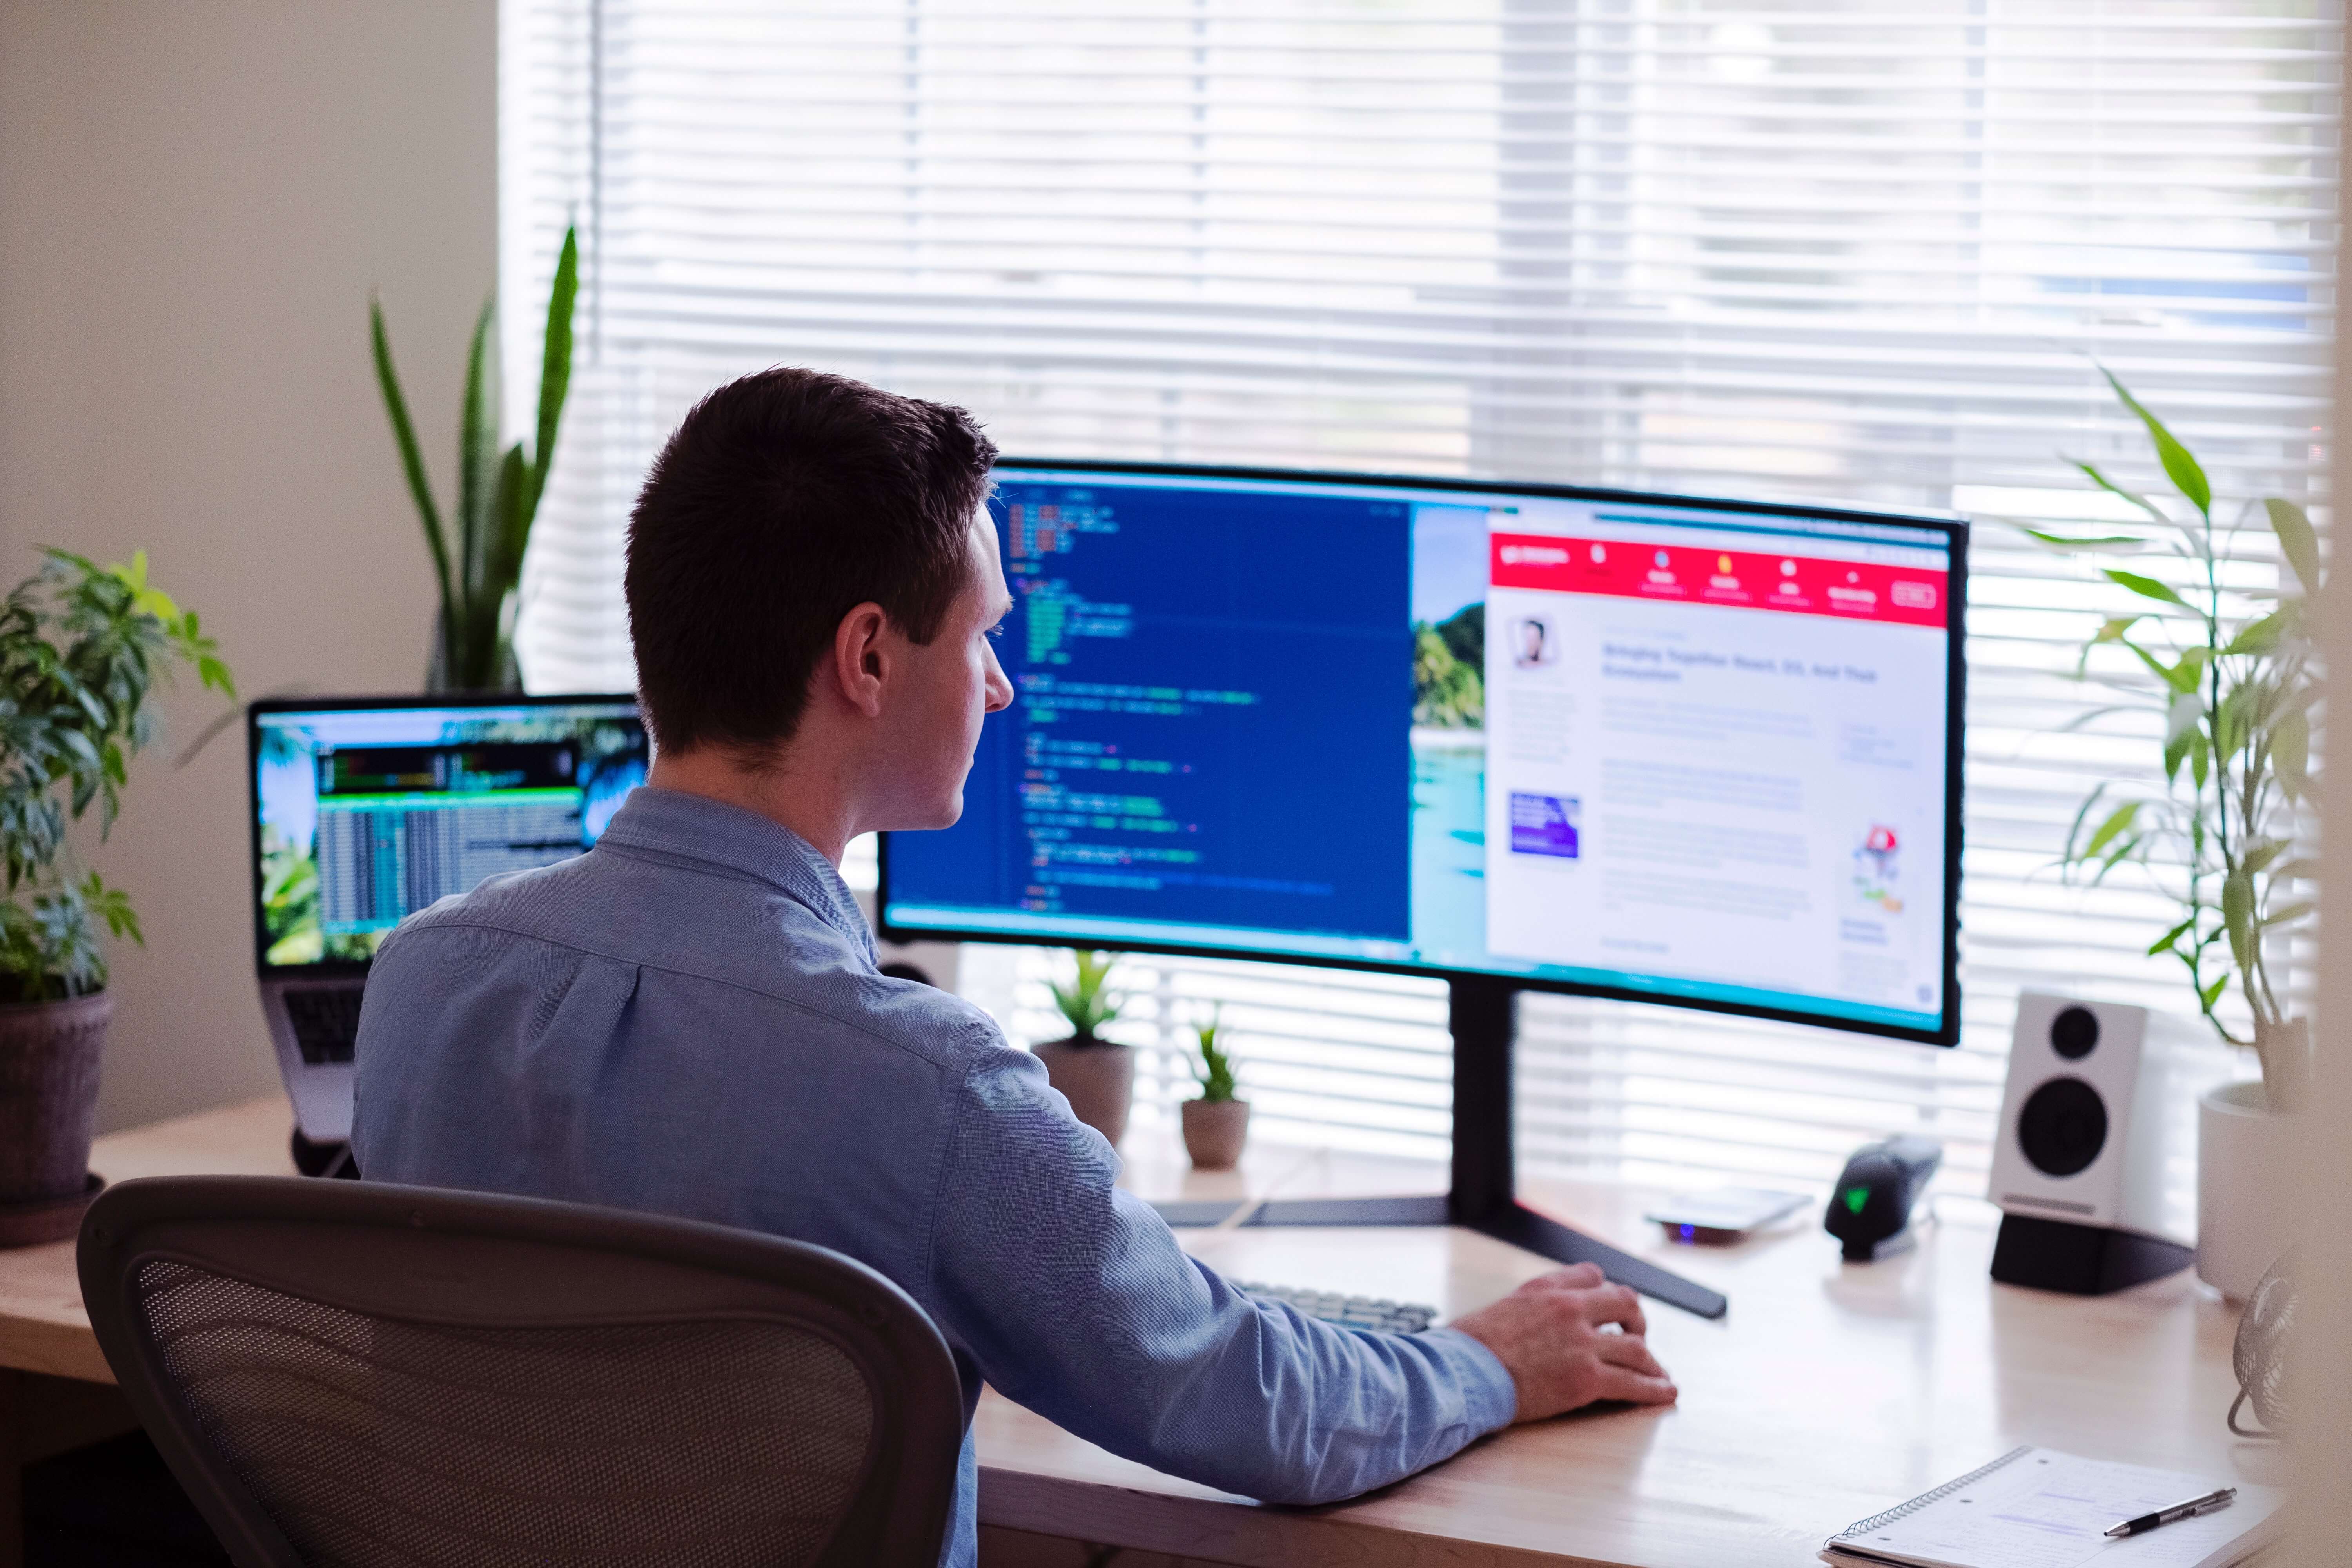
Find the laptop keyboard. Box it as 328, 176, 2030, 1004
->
1235, 1281, 1437, 1335
283, 987, 364, 1065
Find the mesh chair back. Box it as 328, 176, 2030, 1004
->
79, 1177, 963, 1568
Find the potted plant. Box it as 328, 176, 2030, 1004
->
370, 225, 579, 691
1181, 1006, 1249, 1169
2032, 370, 2319, 1297
0, 550, 233, 1245
1032, 951, 1134, 1146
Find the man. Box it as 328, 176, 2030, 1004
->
353, 367, 1675, 1566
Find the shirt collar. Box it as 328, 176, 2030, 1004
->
595, 786, 876, 962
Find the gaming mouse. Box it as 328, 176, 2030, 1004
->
1824, 1134, 1943, 1262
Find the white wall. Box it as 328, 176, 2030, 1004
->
0, 0, 496, 1132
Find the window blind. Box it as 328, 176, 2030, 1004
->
503, 0, 2334, 1212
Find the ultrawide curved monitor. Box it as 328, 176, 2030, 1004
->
880, 462, 1964, 1045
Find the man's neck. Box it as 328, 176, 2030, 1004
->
647, 746, 856, 866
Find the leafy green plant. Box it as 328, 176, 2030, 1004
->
2031, 370, 2320, 1104
0, 550, 234, 1001
371, 226, 579, 691
1046, 950, 1124, 1044
1191, 1005, 1239, 1103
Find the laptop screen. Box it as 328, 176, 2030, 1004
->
248, 695, 646, 975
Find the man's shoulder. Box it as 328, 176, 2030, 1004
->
376, 856, 1011, 1074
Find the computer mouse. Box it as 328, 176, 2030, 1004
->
1824, 1134, 1943, 1262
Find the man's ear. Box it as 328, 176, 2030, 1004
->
828, 601, 891, 719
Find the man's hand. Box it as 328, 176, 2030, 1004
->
1451, 1263, 1677, 1423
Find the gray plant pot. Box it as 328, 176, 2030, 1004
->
1032, 1038, 1136, 1148
0, 990, 112, 1246
1181, 1098, 1250, 1170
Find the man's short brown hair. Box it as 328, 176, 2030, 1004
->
624, 367, 998, 755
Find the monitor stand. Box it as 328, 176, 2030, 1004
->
1150, 975, 1728, 1320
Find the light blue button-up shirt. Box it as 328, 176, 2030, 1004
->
352, 786, 1516, 1566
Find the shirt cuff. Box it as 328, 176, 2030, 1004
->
1417, 1325, 1518, 1434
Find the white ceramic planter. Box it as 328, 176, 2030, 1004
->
2196, 1080, 2299, 1299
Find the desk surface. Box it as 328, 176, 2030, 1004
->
0, 1099, 2275, 1568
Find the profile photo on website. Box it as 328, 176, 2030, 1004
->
1511, 613, 1557, 670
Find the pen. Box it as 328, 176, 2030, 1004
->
2104, 1487, 2236, 1539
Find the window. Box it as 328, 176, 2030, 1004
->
504, 0, 2334, 1211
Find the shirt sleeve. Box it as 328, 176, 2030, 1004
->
924, 1039, 1517, 1506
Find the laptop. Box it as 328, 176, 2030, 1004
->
246, 693, 647, 1148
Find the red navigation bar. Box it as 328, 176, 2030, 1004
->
1490, 533, 1949, 629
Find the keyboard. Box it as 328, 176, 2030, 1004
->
1235, 1281, 1437, 1335
282, 986, 365, 1065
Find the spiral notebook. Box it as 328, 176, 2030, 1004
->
1821, 1447, 2283, 1568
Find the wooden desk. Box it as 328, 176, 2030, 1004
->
983, 1138, 2275, 1567
0, 1100, 2274, 1568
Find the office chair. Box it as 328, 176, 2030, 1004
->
77, 1176, 964, 1568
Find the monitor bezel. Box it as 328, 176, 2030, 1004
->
246, 691, 642, 981
880, 458, 1967, 1048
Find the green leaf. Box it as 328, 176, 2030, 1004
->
2201, 974, 2230, 1013
2102, 367, 2212, 515
529, 226, 580, 516
2259, 900, 2314, 930
2188, 730, 2210, 791
2075, 617, 2147, 679
2222, 609, 2291, 658
2273, 709, 2309, 800
2061, 783, 2107, 864
2264, 498, 2321, 597
370, 295, 456, 624
489, 444, 530, 592
2212, 685, 2252, 762
2071, 460, 2170, 522
2243, 839, 2287, 876
2091, 834, 2140, 885
1048, 949, 1124, 1040
2147, 916, 2196, 957
2164, 727, 2191, 785
2082, 801, 2140, 860
2223, 867, 2254, 968
2104, 568, 2192, 612
2024, 528, 2147, 552
457, 296, 499, 615
2162, 644, 2210, 695
2113, 637, 2171, 689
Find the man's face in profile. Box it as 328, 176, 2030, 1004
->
876, 508, 1016, 831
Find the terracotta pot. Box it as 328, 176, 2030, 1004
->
0, 990, 113, 1246
1031, 1038, 1136, 1147
2198, 1079, 2299, 1299
1181, 1098, 1250, 1170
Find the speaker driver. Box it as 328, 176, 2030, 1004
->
2049, 1005, 2101, 1060
2019, 1076, 2107, 1176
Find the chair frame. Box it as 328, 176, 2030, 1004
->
78, 1175, 964, 1568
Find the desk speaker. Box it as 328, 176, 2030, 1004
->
1987, 993, 2193, 1294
